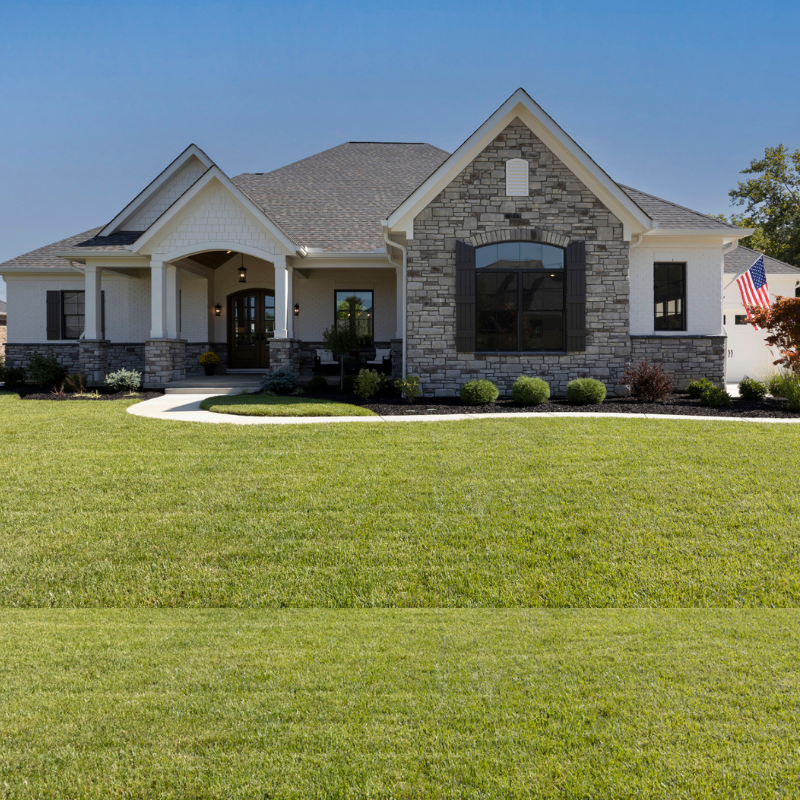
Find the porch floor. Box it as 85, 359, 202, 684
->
164, 374, 266, 395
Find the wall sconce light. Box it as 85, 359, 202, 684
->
214, 304, 222, 316
293, 303, 300, 316
238, 253, 247, 283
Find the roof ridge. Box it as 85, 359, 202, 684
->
618, 183, 738, 229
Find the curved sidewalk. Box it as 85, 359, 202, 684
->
126, 393, 800, 426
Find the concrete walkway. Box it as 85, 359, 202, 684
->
127, 393, 800, 426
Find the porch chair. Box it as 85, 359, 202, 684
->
366, 347, 392, 375
314, 348, 339, 376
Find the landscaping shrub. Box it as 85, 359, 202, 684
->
261, 368, 298, 395
738, 376, 768, 402
306, 375, 329, 392
699, 385, 732, 408
511, 376, 550, 406
26, 351, 67, 389
354, 369, 385, 400
2, 367, 26, 386
619, 359, 674, 402
105, 369, 142, 393
0, 357, 4, 383
460, 379, 499, 406
394, 375, 422, 404
768, 372, 800, 410
687, 378, 715, 399
64, 373, 89, 393
566, 378, 607, 405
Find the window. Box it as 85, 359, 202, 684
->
475, 242, 565, 351
654, 263, 686, 331
61, 290, 85, 339
735, 315, 749, 326
505, 159, 529, 196
335, 290, 373, 344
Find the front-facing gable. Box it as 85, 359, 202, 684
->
386, 88, 655, 241
131, 166, 302, 261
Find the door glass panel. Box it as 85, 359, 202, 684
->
234, 294, 256, 346
264, 294, 275, 336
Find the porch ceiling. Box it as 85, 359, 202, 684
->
187, 251, 239, 270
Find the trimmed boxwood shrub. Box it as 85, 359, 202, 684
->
512, 376, 550, 406
566, 378, 607, 405
687, 378, 715, 399
26, 351, 67, 389
700, 385, 732, 407
738, 376, 768, 401
306, 375, 329, 391
460, 379, 499, 406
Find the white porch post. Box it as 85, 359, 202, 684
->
165, 264, 180, 340
395, 266, 404, 339
149, 260, 168, 339
274, 255, 289, 339
287, 265, 294, 338
84, 264, 103, 340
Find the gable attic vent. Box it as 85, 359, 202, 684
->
505, 159, 529, 197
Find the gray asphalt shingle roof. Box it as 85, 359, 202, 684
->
724, 245, 800, 275
617, 184, 738, 231
0, 142, 749, 270
232, 142, 450, 251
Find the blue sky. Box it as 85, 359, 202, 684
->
1, 0, 798, 301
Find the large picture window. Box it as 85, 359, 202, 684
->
475, 242, 565, 351
335, 290, 373, 344
654, 263, 686, 331
61, 290, 85, 340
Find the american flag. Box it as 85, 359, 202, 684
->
736, 255, 770, 330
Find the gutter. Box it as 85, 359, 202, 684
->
381, 222, 407, 379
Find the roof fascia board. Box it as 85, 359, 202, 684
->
643, 228, 755, 238
385, 89, 654, 239
99, 144, 216, 236
0, 267, 84, 274
130, 167, 301, 256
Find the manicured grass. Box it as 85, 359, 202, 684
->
1, 392, 800, 606
199, 392, 377, 416
0, 610, 797, 799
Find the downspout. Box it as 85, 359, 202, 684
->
382, 224, 407, 379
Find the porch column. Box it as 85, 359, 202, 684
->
84, 264, 103, 340
274, 255, 289, 339
165, 264, 180, 340
395, 265, 404, 339
286, 265, 294, 338
149, 260, 168, 339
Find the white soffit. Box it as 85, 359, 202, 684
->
385, 88, 654, 240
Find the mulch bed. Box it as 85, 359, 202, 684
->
305, 390, 800, 418
18, 388, 162, 402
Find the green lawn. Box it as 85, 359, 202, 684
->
199, 392, 376, 416
0, 610, 796, 799
1, 391, 800, 606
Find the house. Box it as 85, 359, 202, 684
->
723, 246, 800, 382
0, 89, 753, 395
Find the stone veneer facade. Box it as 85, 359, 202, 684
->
631, 335, 726, 388
144, 339, 187, 387
269, 339, 301, 373
406, 118, 632, 397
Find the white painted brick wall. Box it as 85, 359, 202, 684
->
128, 159, 207, 230
630, 244, 724, 336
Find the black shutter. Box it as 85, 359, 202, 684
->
101, 291, 106, 339
455, 240, 476, 352
565, 240, 587, 351
46, 291, 61, 340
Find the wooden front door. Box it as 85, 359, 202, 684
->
228, 289, 275, 369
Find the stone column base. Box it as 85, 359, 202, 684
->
269, 339, 301, 373
79, 340, 109, 385
144, 339, 188, 387
390, 338, 403, 381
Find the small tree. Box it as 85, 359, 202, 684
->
322, 324, 359, 390
748, 296, 800, 373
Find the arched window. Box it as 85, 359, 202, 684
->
505, 159, 529, 196
475, 241, 565, 351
